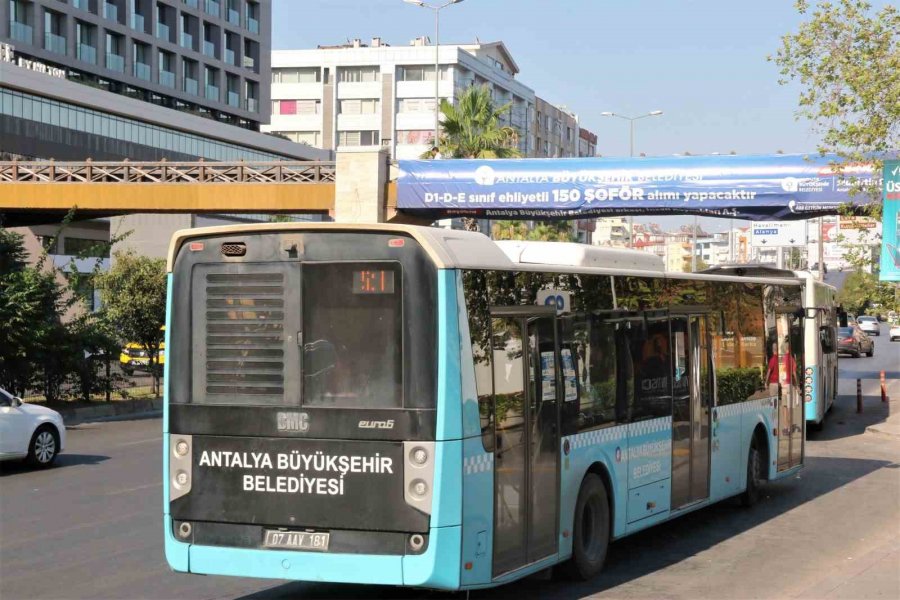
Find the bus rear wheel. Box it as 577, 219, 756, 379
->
562, 474, 610, 580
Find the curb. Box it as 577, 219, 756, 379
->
865, 424, 900, 439
59, 398, 163, 425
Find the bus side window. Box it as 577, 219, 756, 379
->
559, 314, 616, 435
624, 317, 672, 422
472, 338, 494, 452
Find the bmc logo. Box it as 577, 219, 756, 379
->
277, 412, 309, 432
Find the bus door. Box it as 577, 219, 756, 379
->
775, 311, 804, 470
670, 314, 712, 509
490, 308, 560, 577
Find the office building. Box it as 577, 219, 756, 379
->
533, 97, 578, 158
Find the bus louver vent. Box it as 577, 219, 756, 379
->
205, 272, 285, 395
220, 242, 246, 257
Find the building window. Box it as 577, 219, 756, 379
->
397, 130, 433, 145
180, 13, 197, 50
226, 0, 240, 25
338, 66, 378, 83
158, 50, 175, 87
43, 9, 67, 55
10, 0, 33, 44
245, 80, 258, 112
204, 66, 219, 101
339, 99, 378, 115
204, 0, 220, 18
243, 38, 258, 71
397, 98, 436, 113
224, 30, 240, 66
182, 58, 199, 95
272, 67, 320, 83
202, 22, 218, 58
105, 32, 125, 71
226, 73, 240, 107
133, 41, 151, 80
273, 99, 319, 115
75, 21, 97, 64
397, 65, 449, 82
284, 131, 320, 146
244, 0, 259, 34
338, 130, 379, 146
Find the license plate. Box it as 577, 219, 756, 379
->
263, 530, 330, 552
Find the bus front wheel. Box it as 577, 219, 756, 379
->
562, 473, 610, 580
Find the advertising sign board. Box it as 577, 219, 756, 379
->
397, 153, 881, 220
880, 160, 900, 282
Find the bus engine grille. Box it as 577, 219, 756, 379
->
205, 272, 285, 396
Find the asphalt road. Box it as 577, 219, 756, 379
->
1, 327, 898, 600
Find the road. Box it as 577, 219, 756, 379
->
1, 326, 898, 600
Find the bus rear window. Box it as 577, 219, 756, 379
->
302, 262, 402, 408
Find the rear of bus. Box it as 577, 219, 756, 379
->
162, 224, 460, 589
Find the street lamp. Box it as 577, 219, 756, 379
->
403, 0, 464, 147
601, 110, 664, 247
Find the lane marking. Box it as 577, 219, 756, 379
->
115, 436, 163, 448
104, 481, 162, 496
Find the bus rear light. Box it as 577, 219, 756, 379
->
177, 521, 192, 539
388, 238, 405, 247
189, 242, 204, 251
403, 441, 435, 515
409, 534, 425, 552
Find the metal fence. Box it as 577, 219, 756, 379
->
0, 160, 337, 184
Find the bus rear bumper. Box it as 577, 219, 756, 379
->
165, 519, 462, 590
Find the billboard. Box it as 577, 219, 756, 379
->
880, 160, 900, 281
397, 153, 881, 220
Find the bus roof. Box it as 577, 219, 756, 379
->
167, 223, 800, 285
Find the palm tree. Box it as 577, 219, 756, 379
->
424, 85, 522, 230
427, 84, 522, 159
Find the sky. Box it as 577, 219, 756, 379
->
270, 0, 872, 232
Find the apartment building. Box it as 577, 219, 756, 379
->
266, 37, 603, 160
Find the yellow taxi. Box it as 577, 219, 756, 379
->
119, 327, 166, 375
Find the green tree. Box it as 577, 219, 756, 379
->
837, 270, 879, 314
771, 0, 900, 214
526, 222, 575, 242
98, 251, 167, 396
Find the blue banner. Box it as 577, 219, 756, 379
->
880, 160, 900, 282
396, 153, 881, 220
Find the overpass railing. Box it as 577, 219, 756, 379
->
0, 160, 337, 184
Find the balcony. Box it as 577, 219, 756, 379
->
106, 53, 125, 72
184, 0, 198, 8
9, 21, 32, 44
180, 32, 193, 49
245, 17, 258, 34
131, 13, 145, 32
227, 90, 239, 107
77, 43, 97, 64
184, 78, 198, 95
227, 7, 239, 25
242, 55, 255, 70
203, 40, 216, 58
205, 84, 219, 101
224, 48, 236, 66
245, 97, 258, 112
134, 62, 151, 81
103, 2, 118, 21
205, 0, 220, 17
156, 22, 170, 41
44, 32, 67, 55
160, 70, 175, 87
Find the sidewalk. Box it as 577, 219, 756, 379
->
837, 377, 900, 439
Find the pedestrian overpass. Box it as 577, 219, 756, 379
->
0, 160, 352, 227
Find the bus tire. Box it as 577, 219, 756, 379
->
741, 438, 763, 507
562, 473, 610, 580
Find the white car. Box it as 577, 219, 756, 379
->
0, 388, 66, 468
857, 316, 880, 336
891, 324, 900, 342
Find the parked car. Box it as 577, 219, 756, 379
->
837, 326, 874, 358
119, 326, 166, 376
857, 315, 881, 336
0, 388, 66, 468
890, 323, 900, 342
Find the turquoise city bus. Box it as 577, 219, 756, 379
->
703, 265, 838, 429
163, 224, 806, 591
